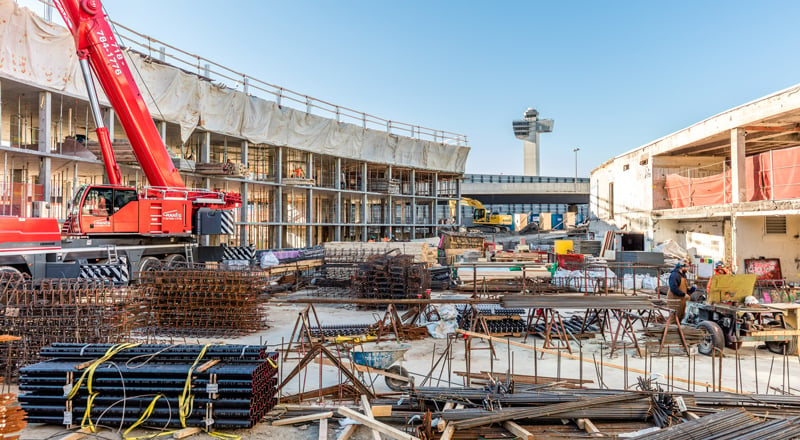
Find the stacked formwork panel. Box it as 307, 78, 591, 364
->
136, 268, 269, 338
19, 344, 278, 430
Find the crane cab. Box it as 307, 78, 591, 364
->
64, 185, 192, 236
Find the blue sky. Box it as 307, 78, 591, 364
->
36, 1, 800, 177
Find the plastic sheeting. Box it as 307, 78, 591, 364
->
665, 145, 800, 208
0, 1, 469, 173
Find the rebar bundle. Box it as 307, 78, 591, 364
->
136, 268, 269, 337
19, 344, 278, 430
353, 253, 431, 302
0, 274, 138, 380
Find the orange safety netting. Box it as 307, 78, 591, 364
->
665, 145, 800, 208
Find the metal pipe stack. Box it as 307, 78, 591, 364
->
18, 344, 278, 429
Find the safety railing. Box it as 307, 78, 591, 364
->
464, 174, 590, 184
109, 22, 468, 147
662, 145, 800, 209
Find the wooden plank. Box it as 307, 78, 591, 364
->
440, 425, 455, 440
60, 428, 94, 440
503, 421, 533, 440
335, 424, 358, 440
319, 417, 328, 440
172, 427, 203, 439
437, 402, 455, 432
272, 411, 334, 426
196, 359, 221, 373
576, 418, 602, 436
337, 406, 421, 440
371, 405, 393, 417
360, 395, 381, 440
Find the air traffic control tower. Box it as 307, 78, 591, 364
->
512, 108, 554, 176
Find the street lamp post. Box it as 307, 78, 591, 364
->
573, 148, 580, 187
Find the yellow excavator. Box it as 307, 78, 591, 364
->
449, 197, 524, 233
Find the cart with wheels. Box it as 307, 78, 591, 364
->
351, 342, 413, 391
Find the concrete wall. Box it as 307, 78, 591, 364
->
654, 218, 726, 260
589, 150, 654, 245
735, 215, 800, 282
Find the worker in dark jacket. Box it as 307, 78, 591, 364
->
667, 260, 695, 322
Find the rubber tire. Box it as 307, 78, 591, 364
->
137, 256, 161, 272
766, 319, 799, 355
0, 266, 24, 285
697, 320, 724, 356
384, 365, 411, 391
0, 266, 22, 276
162, 254, 187, 269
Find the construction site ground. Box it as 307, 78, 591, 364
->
17, 289, 800, 440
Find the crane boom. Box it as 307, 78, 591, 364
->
55, 0, 184, 188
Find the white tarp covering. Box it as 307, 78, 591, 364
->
0, 1, 469, 173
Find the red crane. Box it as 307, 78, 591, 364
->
53, 0, 240, 237
55, 0, 183, 188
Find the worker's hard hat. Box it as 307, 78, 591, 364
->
744, 296, 759, 306
715, 261, 724, 268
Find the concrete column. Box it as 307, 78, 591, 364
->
200, 131, 211, 163
335, 158, 342, 241
387, 165, 393, 238
36, 91, 52, 218
239, 181, 248, 245
275, 146, 283, 248
410, 169, 416, 239
730, 213, 740, 273
159, 121, 167, 145
523, 133, 540, 176
731, 127, 746, 203
306, 187, 313, 246
361, 162, 367, 241
239, 141, 249, 246
306, 153, 313, 246
432, 172, 438, 231
456, 177, 462, 225
199, 133, 212, 246
102, 108, 114, 141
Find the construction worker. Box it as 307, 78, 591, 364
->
668, 260, 695, 322
714, 261, 731, 275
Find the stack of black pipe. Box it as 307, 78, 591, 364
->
19, 343, 278, 429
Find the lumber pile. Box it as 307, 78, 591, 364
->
195, 161, 250, 177
324, 241, 437, 266
86, 139, 137, 163
368, 178, 401, 194
0, 392, 26, 439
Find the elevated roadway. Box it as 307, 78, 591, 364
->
461, 174, 590, 205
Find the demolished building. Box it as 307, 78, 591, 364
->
591, 83, 800, 281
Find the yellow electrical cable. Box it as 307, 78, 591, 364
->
123, 395, 175, 440
178, 344, 210, 428
66, 342, 141, 433
208, 431, 241, 440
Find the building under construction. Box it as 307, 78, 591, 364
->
591, 84, 800, 282
0, 1, 468, 250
